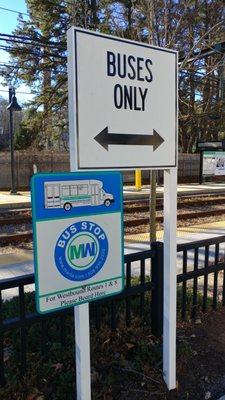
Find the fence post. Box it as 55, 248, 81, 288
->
151, 241, 164, 336
0, 292, 5, 386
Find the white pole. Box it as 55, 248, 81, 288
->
67, 27, 92, 400
163, 167, 177, 390
74, 303, 91, 400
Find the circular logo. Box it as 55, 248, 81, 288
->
54, 221, 108, 281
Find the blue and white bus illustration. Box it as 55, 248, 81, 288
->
44, 180, 114, 211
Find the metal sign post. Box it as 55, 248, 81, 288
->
70, 152, 91, 400
163, 168, 177, 389
67, 26, 178, 395
74, 303, 91, 400
69, 125, 92, 400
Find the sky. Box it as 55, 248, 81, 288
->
0, 0, 33, 103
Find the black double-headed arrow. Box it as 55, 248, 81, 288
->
94, 127, 164, 151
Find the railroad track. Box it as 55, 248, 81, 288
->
125, 208, 225, 227
0, 214, 31, 226
1, 194, 225, 225
1, 207, 225, 244
1, 193, 225, 244
0, 231, 32, 244
124, 195, 225, 213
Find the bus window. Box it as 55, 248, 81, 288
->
53, 185, 60, 198
70, 185, 78, 196
47, 186, 53, 198
62, 186, 70, 196
78, 185, 88, 195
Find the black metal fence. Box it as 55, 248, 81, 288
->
177, 235, 225, 320
0, 246, 158, 386
1, 237, 225, 386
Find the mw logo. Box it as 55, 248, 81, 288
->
69, 242, 97, 260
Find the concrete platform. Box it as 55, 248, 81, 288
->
124, 182, 225, 200
1, 183, 225, 209
125, 221, 225, 276
125, 220, 225, 244
0, 250, 33, 266
0, 250, 34, 300
0, 191, 31, 209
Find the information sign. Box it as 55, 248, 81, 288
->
67, 27, 177, 170
203, 151, 225, 176
31, 171, 123, 314
215, 152, 225, 175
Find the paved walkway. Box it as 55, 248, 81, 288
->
126, 220, 225, 243
0, 250, 34, 300
124, 182, 225, 200
125, 220, 225, 275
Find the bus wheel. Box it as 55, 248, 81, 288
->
64, 202, 72, 211
104, 199, 111, 207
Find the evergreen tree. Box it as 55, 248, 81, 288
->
1, 0, 224, 152
14, 108, 42, 150
0, 96, 10, 149
1, 0, 109, 149
102, 0, 225, 152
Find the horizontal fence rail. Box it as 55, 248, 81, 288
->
1, 236, 225, 386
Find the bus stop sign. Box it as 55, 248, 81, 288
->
31, 171, 123, 314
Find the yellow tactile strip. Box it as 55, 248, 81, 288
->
125, 220, 225, 243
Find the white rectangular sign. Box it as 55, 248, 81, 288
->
67, 27, 178, 170
215, 152, 225, 175
203, 151, 225, 176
